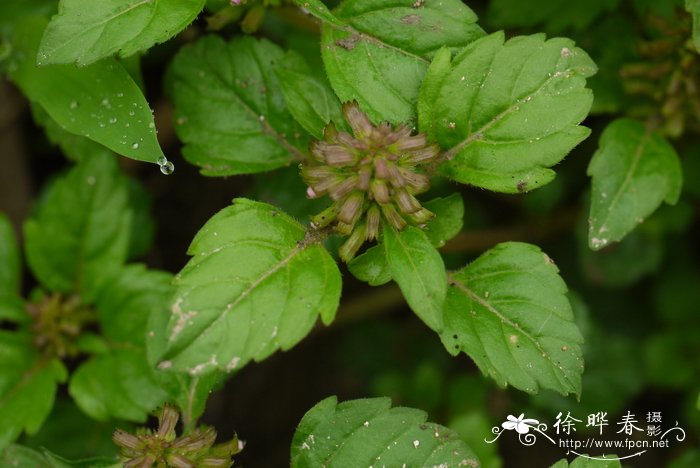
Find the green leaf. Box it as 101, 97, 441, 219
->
292, 0, 343, 26
687, 0, 700, 51
349, 195, 460, 286
321, 0, 484, 123
146, 284, 224, 424
43, 451, 120, 468
0, 295, 29, 325
38, 0, 205, 66
159, 199, 342, 374
423, 193, 464, 247
9, 17, 165, 164
69, 265, 174, 421
417, 46, 452, 139
550, 454, 621, 468
24, 153, 132, 296
348, 245, 391, 286
420, 32, 596, 193
96, 265, 173, 346
291, 396, 480, 467
0, 331, 67, 450
1, 444, 47, 466
30, 102, 111, 162
23, 399, 125, 459
384, 225, 447, 332
0, 214, 21, 296
169, 35, 308, 176
587, 119, 682, 250
0, 444, 119, 468
276, 66, 344, 139
69, 349, 170, 422
441, 242, 583, 396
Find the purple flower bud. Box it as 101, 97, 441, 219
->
157, 405, 179, 440
386, 162, 405, 187
394, 134, 427, 151
167, 454, 197, 468
125, 455, 155, 468
373, 158, 389, 179
323, 145, 356, 166
337, 192, 365, 225
407, 207, 434, 224
394, 189, 421, 214
343, 102, 373, 138
336, 131, 364, 151
339, 222, 367, 261
389, 125, 412, 144
328, 176, 358, 201
365, 205, 381, 241
113, 429, 143, 451
370, 180, 391, 204
357, 167, 372, 190
398, 168, 430, 193
400, 145, 440, 164
301, 166, 335, 183
380, 204, 407, 231
308, 173, 344, 195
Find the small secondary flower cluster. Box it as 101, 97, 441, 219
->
113, 405, 243, 467
302, 102, 440, 261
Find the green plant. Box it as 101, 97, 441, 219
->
0, 0, 698, 466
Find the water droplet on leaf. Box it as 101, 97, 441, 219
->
160, 161, 175, 175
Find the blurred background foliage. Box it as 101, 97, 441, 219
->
0, 0, 698, 466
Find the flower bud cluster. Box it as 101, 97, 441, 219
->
26, 293, 94, 359
301, 102, 440, 261
113, 405, 243, 467
620, 13, 700, 137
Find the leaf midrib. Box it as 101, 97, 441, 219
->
42, 0, 153, 60
594, 129, 651, 234
387, 228, 441, 330
177, 43, 306, 163
448, 272, 577, 391
444, 68, 570, 160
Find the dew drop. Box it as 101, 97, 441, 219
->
109, 117, 117, 124
131, 143, 139, 149
157, 156, 168, 166
160, 161, 175, 175
101, 98, 111, 108
69, 100, 79, 109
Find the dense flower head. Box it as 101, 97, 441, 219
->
113, 405, 243, 468
301, 102, 440, 261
